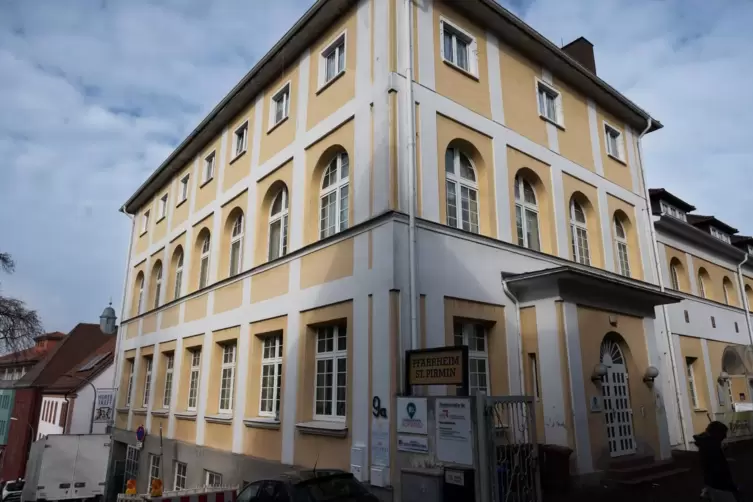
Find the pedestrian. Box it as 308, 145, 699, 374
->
695, 421, 738, 502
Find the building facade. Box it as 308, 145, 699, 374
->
112, 0, 752, 495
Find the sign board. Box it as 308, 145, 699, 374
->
435, 398, 473, 466
405, 346, 468, 394
135, 441, 143, 450
445, 470, 465, 486
136, 425, 146, 442
397, 397, 428, 434
397, 435, 429, 454
371, 418, 390, 467
94, 388, 116, 423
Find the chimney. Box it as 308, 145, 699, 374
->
562, 37, 596, 75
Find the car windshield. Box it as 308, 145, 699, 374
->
295, 474, 369, 501
5, 481, 24, 492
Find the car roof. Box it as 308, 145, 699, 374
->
276, 469, 349, 484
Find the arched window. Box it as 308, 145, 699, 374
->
199, 233, 211, 289
135, 273, 145, 315
319, 152, 349, 239
269, 187, 289, 260
514, 175, 539, 251
745, 285, 753, 311
722, 277, 734, 305
174, 248, 184, 300
229, 213, 244, 276
669, 260, 681, 291
445, 148, 479, 233
152, 262, 163, 309
698, 268, 708, 299
570, 199, 590, 265
614, 216, 630, 277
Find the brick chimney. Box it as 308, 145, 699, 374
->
562, 37, 596, 75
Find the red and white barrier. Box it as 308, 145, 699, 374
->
118, 486, 237, 502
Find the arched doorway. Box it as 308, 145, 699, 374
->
600, 337, 636, 457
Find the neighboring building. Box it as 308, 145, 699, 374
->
0, 332, 65, 478
111, 0, 750, 495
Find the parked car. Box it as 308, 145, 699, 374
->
237, 470, 378, 502
2, 479, 24, 502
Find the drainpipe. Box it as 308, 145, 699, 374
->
501, 276, 524, 395
112, 207, 136, 397
403, 0, 419, 352
637, 118, 689, 451
735, 254, 753, 348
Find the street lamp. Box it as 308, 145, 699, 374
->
63, 374, 97, 434
10, 417, 34, 440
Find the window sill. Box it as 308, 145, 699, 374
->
116, 407, 130, 414
199, 177, 214, 189
155, 216, 166, 225
441, 58, 479, 81
296, 420, 348, 438
539, 114, 565, 131
174, 411, 197, 421
607, 152, 627, 166
244, 417, 281, 430
151, 409, 169, 417
316, 70, 346, 96
267, 115, 289, 135
693, 408, 708, 413
229, 150, 247, 165
205, 414, 233, 424
176, 198, 187, 209
132, 408, 148, 416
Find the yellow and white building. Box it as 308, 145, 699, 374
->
111, 0, 753, 494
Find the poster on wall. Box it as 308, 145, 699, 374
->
435, 397, 473, 466
397, 397, 428, 434
94, 388, 116, 423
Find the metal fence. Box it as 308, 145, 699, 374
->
477, 396, 541, 502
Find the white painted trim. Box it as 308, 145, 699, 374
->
231, 323, 250, 452
438, 15, 479, 78
701, 338, 718, 415
625, 127, 640, 194
673, 335, 694, 446
486, 33, 505, 125
602, 119, 626, 163
267, 81, 292, 132
686, 253, 699, 296
419, 103, 439, 221
641, 317, 671, 460
126, 346, 141, 431
317, 29, 348, 91
586, 99, 605, 177
416, 0, 435, 90
540, 70, 560, 153
281, 262, 301, 465
597, 189, 615, 273
166, 336, 183, 438
492, 135, 512, 243
195, 331, 213, 445
535, 301, 568, 446
550, 166, 569, 259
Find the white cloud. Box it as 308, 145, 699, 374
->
1, 0, 751, 331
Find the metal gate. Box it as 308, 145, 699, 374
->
477, 396, 541, 502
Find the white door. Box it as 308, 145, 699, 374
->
600, 339, 636, 457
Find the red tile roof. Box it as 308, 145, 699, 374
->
0, 331, 66, 366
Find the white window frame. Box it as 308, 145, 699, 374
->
319, 152, 349, 239
268, 187, 289, 260
179, 174, 190, 203
514, 175, 540, 251
454, 322, 489, 395
603, 121, 625, 161
141, 210, 150, 234
187, 349, 201, 411
218, 343, 236, 414
439, 17, 478, 77
670, 262, 681, 290
710, 227, 731, 244
158, 193, 168, 219
229, 213, 244, 276
570, 200, 590, 265
318, 31, 347, 89
173, 461, 187, 491
153, 262, 163, 309
614, 216, 631, 277
125, 359, 134, 407
445, 148, 480, 234
203, 151, 216, 183
723, 280, 732, 305
535, 78, 564, 127
233, 121, 248, 158
163, 353, 174, 408
313, 326, 347, 422
142, 357, 153, 407
269, 82, 291, 130
174, 250, 184, 300
205, 470, 223, 488
259, 335, 283, 418
199, 234, 211, 289
136, 275, 144, 315
686, 358, 699, 409
698, 271, 707, 298
659, 201, 687, 222
148, 453, 161, 483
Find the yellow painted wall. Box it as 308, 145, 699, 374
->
194, 137, 222, 212
259, 64, 299, 165
223, 103, 255, 192
519, 306, 545, 442
160, 305, 180, 329
679, 336, 712, 435
204, 422, 233, 451
552, 77, 594, 171
507, 147, 557, 255
171, 164, 192, 231
436, 114, 497, 238
664, 245, 690, 293
254, 160, 294, 266
432, 3, 491, 118
184, 294, 208, 323
214, 281, 243, 314
499, 46, 547, 147
218, 190, 249, 281
693, 256, 737, 305
115, 411, 128, 430
561, 173, 604, 268
142, 313, 157, 335
122, 323, 135, 341
596, 110, 632, 191
250, 263, 290, 303
174, 418, 196, 443
135, 203, 152, 255
606, 195, 643, 280
153, 189, 169, 243
300, 239, 354, 290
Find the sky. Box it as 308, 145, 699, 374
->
0, 0, 751, 333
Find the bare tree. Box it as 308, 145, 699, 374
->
0, 252, 43, 352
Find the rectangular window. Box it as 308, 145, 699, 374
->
271, 84, 290, 126
148, 454, 161, 484
441, 21, 472, 72
322, 34, 346, 85
537, 81, 561, 125
453, 322, 489, 395
686, 357, 699, 409
204, 152, 216, 183
710, 227, 731, 244
187, 349, 201, 411
142, 210, 150, 234
572, 226, 591, 266
143, 357, 153, 407
125, 446, 140, 484
259, 335, 283, 418
173, 461, 187, 491
205, 470, 222, 487
604, 124, 623, 160
163, 353, 174, 408
159, 193, 168, 219
314, 326, 347, 420
219, 343, 236, 413
229, 240, 242, 277
179, 175, 190, 203
125, 359, 135, 407
233, 122, 248, 157
659, 201, 687, 221
617, 241, 631, 277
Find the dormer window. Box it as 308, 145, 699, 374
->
660, 201, 686, 222
710, 227, 731, 244
748, 245, 753, 255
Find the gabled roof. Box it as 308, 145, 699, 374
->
45, 336, 116, 394
687, 214, 739, 235
648, 188, 696, 213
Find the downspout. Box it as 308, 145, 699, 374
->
735, 254, 753, 347
403, 0, 419, 352
637, 117, 689, 451
501, 276, 524, 395
112, 207, 136, 398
